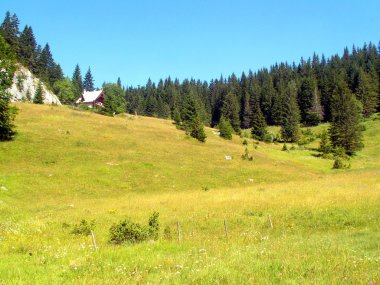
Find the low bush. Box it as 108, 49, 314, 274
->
109, 212, 160, 244
71, 219, 95, 236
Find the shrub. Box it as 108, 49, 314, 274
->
241, 147, 253, 161
282, 143, 288, 151
109, 219, 148, 244
71, 219, 95, 236
332, 158, 351, 169
109, 212, 160, 244
163, 226, 172, 240
262, 133, 274, 143
148, 212, 160, 240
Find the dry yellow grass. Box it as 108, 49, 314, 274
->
0, 103, 379, 284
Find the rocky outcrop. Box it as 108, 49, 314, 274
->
7, 65, 61, 105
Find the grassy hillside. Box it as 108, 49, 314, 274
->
0, 103, 379, 284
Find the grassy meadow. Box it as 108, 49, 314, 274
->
0, 103, 379, 284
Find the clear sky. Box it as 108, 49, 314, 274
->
1, 0, 380, 87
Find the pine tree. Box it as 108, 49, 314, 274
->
219, 116, 233, 140
251, 95, 267, 140
190, 116, 207, 143
241, 91, 252, 129
0, 34, 17, 141
181, 94, 206, 142
33, 82, 44, 104
329, 80, 363, 155
0, 12, 20, 54
72, 64, 83, 99
355, 69, 378, 117
281, 81, 301, 142
117, 77, 122, 88
83, 67, 95, 91
19, 25, 37, 70
221, 91, 240, 134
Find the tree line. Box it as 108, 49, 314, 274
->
1, 11, 379, 154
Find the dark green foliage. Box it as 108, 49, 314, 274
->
319, 130, 332, 154
0, 34, 17, 143
281, 81, 301, 142
172, 108, 181, 126
109, 212, 160, 244
219, 116, 233, 140
103, 83, 126, 115
251, 95, 267, 140
33, 82, 44, 104
147, 212, 160, 240
181, 94, 207, 142
329, 80, 363, 155
282, 143, 288, 151
71, 219, 95, 236
72, 64, 83, 99
83, 67, 95, 92
355, 69, 378, 117
190, 116, 207, 142
0, 12, 20, 55
221, 91, 241, 134
332, 158, 350, 169
19, 25, 37, 70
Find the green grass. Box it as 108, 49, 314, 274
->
0, 103, 379, 284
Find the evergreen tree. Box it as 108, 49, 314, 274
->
329, 80, 363, 155
72, 64, 83, 99
219, 116, 233, 140
172, 108, 181, 125
83, 67, 95, 91
355, 69, 378, 117
117, 77, 122, 88
251, 95, 267, 140
221, 91, 240, 133
0, 12, 20, 55
19, 25, 37, 70
281, 81, 300, 142
190, 116, 207, 143
181, 94, 206, 142
33, 81, 44, 104
0, 34, 17, 141
103, 83, 126, 115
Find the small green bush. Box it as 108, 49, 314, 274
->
71, 219, 95, 236
163, 226, 172, 240
109, 212, 160, 244
241, 147, 253, 161
332, 158, 350, 169
282, 143, 288, 151
262, 133, 274, 143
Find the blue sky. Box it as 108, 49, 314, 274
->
1, 0, 380, 87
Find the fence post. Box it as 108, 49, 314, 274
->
267, 214, 273, 229
224, 218, 229, 240
90, 230, 98, 250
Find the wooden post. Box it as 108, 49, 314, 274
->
267, 214, 273, 229
177, 221, 181, 242
224, 218, 229, 240
91, 230, 98, 250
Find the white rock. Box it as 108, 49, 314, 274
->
7, 65, 61, 105
224, 155, 232, 160
0, 186, 8, 191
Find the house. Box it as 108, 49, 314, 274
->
76, 90, 104, 107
